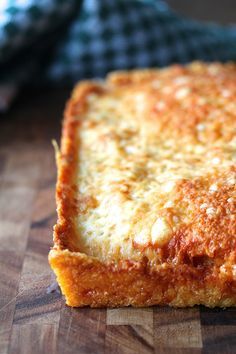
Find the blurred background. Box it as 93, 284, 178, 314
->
0, 0, 236, 159
0, 0, 236, 111
0, 0, 236, 125
167, 0, 236, 24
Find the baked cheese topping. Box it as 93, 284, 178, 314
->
75, 62, 236, 264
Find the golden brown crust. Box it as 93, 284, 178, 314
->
53, 81, 105, 252
49, 62, 236, 307
49, 249, 236, 307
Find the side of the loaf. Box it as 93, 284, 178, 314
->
49, 249, 236, 307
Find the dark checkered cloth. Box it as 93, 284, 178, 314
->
0, 0, 236, 86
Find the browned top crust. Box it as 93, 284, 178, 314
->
53, 62, 236, 287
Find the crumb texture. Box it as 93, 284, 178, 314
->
49, 62, 236, 308
76, 63, 236, 271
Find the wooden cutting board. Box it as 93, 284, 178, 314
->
0, 89, 235, 354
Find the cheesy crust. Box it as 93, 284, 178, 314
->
49, 62, 236, 307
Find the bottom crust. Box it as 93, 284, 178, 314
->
49, 250, 236, 308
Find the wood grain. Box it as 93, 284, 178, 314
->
106, 308, 154, 354
12, 149, 61, 326
0, 144, 37, 354
105, 325, 154, 354
0, 250, 22, 354
9, 324, 58, 354
154, 307, 202, 349
57, 307, 106, 354
0, 89, 65, 354
200, 307, 236, 354
0, 88, 235, 354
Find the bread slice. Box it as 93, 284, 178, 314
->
49, 62, 236, 307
